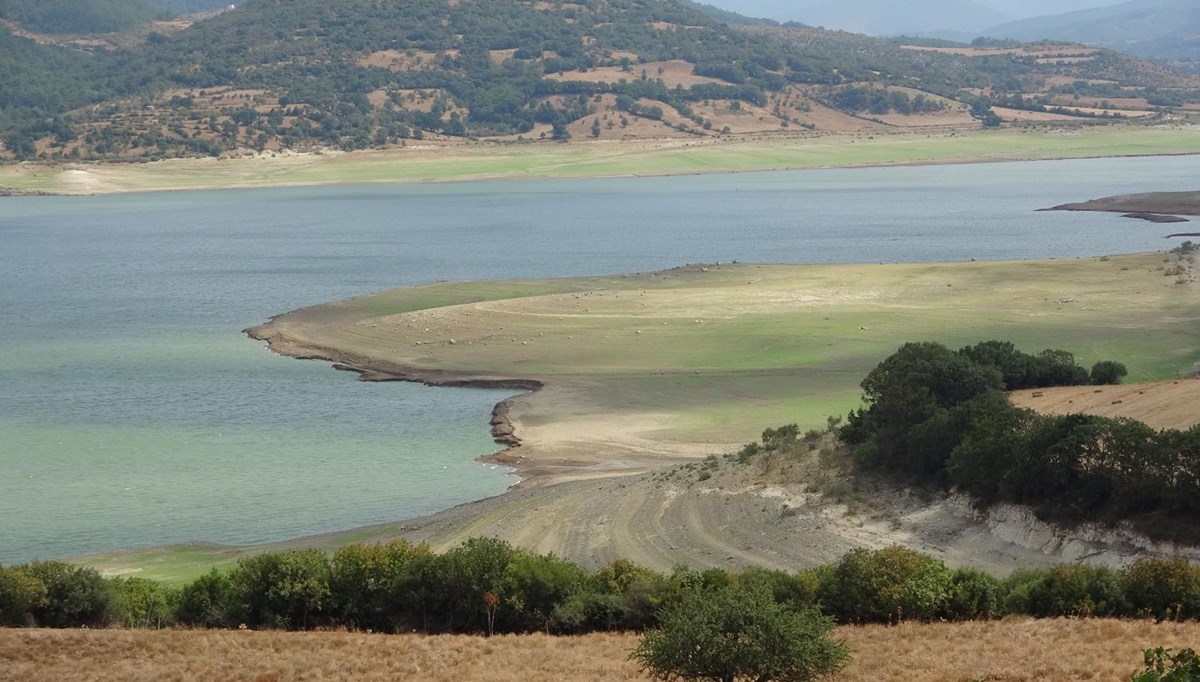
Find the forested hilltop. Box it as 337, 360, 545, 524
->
1, 0, 1199, 161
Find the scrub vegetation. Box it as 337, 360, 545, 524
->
6, 542, 1200, 632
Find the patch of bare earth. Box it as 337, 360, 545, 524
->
546, 59, 728, 88
3, 620, 1199, 682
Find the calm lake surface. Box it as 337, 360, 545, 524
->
2, 155, 1196, 563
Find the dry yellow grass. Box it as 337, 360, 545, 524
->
2, 619, 1198, 681
1011, 377, 1200, 431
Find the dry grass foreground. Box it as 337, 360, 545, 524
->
3, 619, 1199, 681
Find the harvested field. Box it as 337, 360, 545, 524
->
3, 619, 1199, 682
1012, 377, 1200, 430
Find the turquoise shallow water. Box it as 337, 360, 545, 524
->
1, 156, 1196, 563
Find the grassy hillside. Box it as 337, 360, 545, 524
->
0, 0, 1197, 161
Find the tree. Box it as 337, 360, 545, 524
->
0, 565, 47, 627
25, 561, 111, 628
631, 585, 848, 682
817, 546, 955, 624
1090, 360, 1128, 385
227, 550, 332, 630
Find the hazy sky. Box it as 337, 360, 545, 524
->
705, 0, 1125, 23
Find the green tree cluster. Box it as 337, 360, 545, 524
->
5, 547, 1200, 632
840, 341, 1197, 527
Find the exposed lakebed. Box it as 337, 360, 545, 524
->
1, 155, 1196, 563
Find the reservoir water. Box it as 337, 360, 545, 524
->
1, 155, 1196, 563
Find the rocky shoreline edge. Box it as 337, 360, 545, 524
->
243, 321, 544, 475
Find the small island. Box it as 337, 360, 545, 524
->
1045, 190, 1200, 223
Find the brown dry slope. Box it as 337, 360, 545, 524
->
1012, 377, 1200, 430
3, 620, 1199, 682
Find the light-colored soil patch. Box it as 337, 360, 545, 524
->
875, 110, 975, 127
1049, 96, 1152, 110
357, 49, 459, 71
995, 106, 1090, 122
1013, 377, 1200, 430
546, 59, 729, 88
3, 620, 1199, 682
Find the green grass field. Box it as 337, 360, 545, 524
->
3, 125, 1199, 194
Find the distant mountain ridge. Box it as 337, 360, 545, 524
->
984, 0, 1200, 62
801, 0, 1010, 37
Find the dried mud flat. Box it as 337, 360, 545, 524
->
388, 437, 1200, 577
3, 619, 1199, 682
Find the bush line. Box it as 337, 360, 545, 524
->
3, 543, 1200, 632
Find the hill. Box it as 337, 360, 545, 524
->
0, 0, 1198, 161
0, 0, 164, 35
984, 0, 1200, 66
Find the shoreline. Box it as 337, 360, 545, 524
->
69, 251, 1200, 579
4, 125, 1200, 196
244, 322, 550, 484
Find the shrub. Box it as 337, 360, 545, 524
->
177, 569, 235, 628
1090, 360, 1128, 385
227, 550, 332, 630
1021, 564, 1124, 618
945, 567, 1002, 620
0, 565, 47, 627
26, 561, 111, 628
1132, 647, 1200, 682
502, 551, 589, 632
632, 584, 849, 682
109, 577, 179, 628
1122, 558, 1200, 621
817, 546, 955, 623
329, 540, 427, 632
